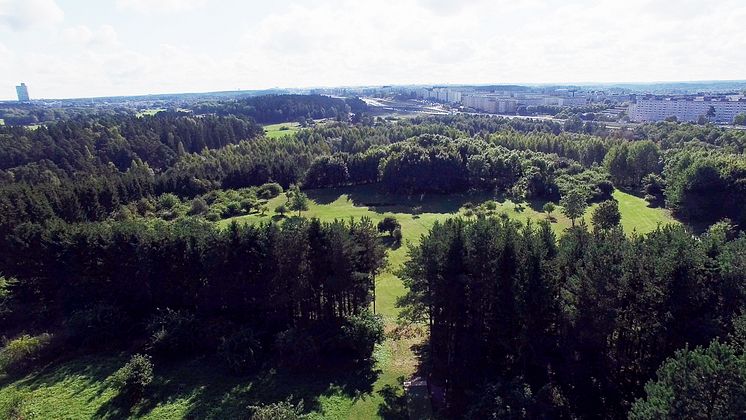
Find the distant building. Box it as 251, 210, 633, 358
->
16, 83, 30, 102
628, 95, 746, 123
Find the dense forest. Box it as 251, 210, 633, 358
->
1, 96, 746, 418
399, 217, 746, 418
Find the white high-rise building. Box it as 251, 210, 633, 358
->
628, 96, 746, 123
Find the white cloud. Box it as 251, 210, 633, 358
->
2, 0, 746, 99
62, 24, 119, 47
0, 0, 63, 31
115, 0, 208, 15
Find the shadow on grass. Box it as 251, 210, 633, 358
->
306, 184, 495, 215
380, 235, 402, 250
5, 352, 380, 420
93, 356, 380, 419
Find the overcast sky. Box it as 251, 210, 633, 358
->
1, 0, 745, 99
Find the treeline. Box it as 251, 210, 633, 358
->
399, 217, 746, 418
0, 112, 262, 174
191, 94, 362, 123
0, 217, 386, 369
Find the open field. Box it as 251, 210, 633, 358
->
136, 108, 166, 117
0, 185, 679, 419
263, 122, 301, 139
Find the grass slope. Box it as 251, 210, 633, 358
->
0, 185, 678, 419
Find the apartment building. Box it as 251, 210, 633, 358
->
628, 95, 746, 123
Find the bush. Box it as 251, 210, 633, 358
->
337, 311, 385, 359
219, 328, 263, 374
189, 197, 209, 215
377, 217, 401, 236
157, 193, 181, 210
257, 182, 283, 199
392, 227, 402, 244
250, 398, 305, 420
223, 201, 243, 218
147, 309, 201, 358
274, 328, 320, 370
484, 200, 498, 211
66, 304, 129, 348
112, 354, 153, 403
0, 333, 53, 375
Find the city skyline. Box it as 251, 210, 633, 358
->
2, 0, 746, 100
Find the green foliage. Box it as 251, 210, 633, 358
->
249, 398, 305, 420
542, 202, 555, 216
591, 199, 621, 230
274, 328, 320, 370
0, 275, 15, 317
287, 185, 309, 216
219, 328, 263, 374
630, 341, 746, 420
188, 196, 210, 215
257, 182, 283, 200
147, 309, 201, 358
560, 189, 588, 226
112, 354, 154, 403
66, 304, 129, 348
339, 311, 385, 359
0, 389, 27, 420
0, 333, 53, 375
392, 226, 402, 244
377, 216, 401, 236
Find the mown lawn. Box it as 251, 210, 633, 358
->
0, 185, 679, 419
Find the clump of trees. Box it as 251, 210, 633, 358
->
0, 217, 386, 373
399, 217, 746, 417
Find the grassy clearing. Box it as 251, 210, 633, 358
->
0, 185, 679, 419
136, 108, 166, 117
263, 122, 301, 139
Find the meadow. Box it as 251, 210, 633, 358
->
0, 185, 678, 419
263, 122, 302, 139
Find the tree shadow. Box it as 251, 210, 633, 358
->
378, 380, 408, 420
92, 355, 381, 419
380, 235, 402, 250
306, 184, 494, 215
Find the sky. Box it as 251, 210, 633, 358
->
1, 0, 745, 99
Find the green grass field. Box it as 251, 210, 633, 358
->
0, 185, 678, 419
263, 122, 301, 139
136, 108, 166, 117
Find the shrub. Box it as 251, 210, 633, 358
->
257, 182, 283, 199
157, 193, 181, 210
336, 311, 385, 359
147, 309, 201, 358
250, 398, 305, 420
223, 202, 243, 218
240, 198, 255, 212
205, 210, 221, 222
189, 197, 209, 215
377, 216, 401, 236
275, 203, 288, 216
0, 333, 53, 375
66, 304, 129, 347
484, 200, 498, 211
392, 227, 402, 244
274, 328, 320, 370
219, 328, 263, 374
112, 354, 153, 403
